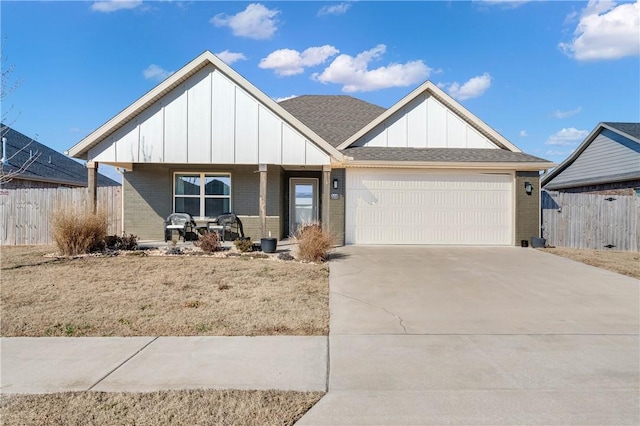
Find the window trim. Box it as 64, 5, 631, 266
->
173, 172, 232, 219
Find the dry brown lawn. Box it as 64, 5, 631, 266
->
1, 246, 329, 337
540, 247, 640, 280
0, 389, 324, 426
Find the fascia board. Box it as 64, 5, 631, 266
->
336, 81, 522, 153
67, 51, 344, 162
540, 123, 604, 186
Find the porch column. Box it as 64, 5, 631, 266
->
322, 165, 331, 232
87, 161, 98, 214
259, 163, 267, 238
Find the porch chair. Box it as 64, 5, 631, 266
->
164, 213, 197, 242
208, 213, 244, 241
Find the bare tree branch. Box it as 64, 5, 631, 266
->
1, 37, 38, 185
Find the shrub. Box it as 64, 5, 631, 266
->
294, 222, 334, 262
51, 209, 108, 256
194, 231, 221, 253
277, 252, 295, 261
234, 238, 253, 253
105, 234, 139, 251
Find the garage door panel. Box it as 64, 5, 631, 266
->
345, 169, 513, 245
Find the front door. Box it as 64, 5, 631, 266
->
289, 178, 318, 235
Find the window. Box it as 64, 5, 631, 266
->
174, 173, 231, 218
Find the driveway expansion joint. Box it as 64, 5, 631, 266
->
87, 336, 159, 391
333, 291, 407, 334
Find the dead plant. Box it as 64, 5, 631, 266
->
51, 209, 108, 256
294, 222, 334, 263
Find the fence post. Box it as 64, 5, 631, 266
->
87, 161, 98, 213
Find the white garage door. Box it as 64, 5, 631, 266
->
345, 169, 513, 245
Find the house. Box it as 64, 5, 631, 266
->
541, 122, 640, 195
540, 122, 640, 252
1, 125, 119, 189
67, 51, 554, 245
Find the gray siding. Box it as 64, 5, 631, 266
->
547, 129, 640, 189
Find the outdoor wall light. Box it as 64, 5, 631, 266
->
333, 178, 339, 189
524, 181, 533, 195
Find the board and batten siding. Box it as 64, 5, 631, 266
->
546, 129, 640, 188
353, 94, 497, 149
87, 64, 330, 166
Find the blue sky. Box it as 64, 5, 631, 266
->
2, 0, 639, 182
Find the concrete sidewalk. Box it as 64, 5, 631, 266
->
0, 336, 327, 394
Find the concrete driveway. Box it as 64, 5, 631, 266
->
298, 246, 639, 425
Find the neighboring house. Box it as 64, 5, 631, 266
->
541, 122, 640, 195
540, 122, 640, 252
67, 51, 554, 245
1, 125, 119, 189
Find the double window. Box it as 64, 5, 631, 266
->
174, 173, 231, 218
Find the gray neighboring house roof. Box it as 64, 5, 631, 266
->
279, 95, 386, 148
603, 122, 640, 140
1, 125, 120, 187
541, 122, 640, 190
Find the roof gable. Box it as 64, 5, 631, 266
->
541, 122, 640, 189
337, 81, 521, 152
1, 125, 119, 187
68, 51, 343, 166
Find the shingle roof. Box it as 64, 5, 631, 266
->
279, 95, 386, 148
1, 125, 119, 187
603, 122, 640, 140
342, 147, 549, 163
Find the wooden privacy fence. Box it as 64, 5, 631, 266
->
0, 186, 121, 246
542, 190, 639, 252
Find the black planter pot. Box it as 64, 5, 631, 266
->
260, 238, 277, 253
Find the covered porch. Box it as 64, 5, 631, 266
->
86, 162, 338, 243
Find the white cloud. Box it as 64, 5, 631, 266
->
318, 3, 351, 16
91, 0, 143, 13
275, 95, 297, 102
442, 73, 492, 101
545, 127, 588, 145
259, 45, 339, 76
519, 130, 528, 137
545, 149, 572, 157
559, 0, 640, 61
211, 3, 280, 40
143, 64, 173, 82
552, 106, 582, 119
216, 50, 247, 65
312, 44, 431, 92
